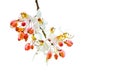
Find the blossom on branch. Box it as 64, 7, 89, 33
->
10, 0, 73, 62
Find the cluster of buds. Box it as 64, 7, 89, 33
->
10, 9, 73, 62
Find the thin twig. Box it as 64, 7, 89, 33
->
35, 0, 47, 38
35, 0, 40, 10
40, 27, 47, 38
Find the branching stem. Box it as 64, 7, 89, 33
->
35, 0, 47, 38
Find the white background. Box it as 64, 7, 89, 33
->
0, 0, 120, 72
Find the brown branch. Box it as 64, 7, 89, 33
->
35, 0, 40, 10
40, 27, 47, 38
35, 0, 46, 38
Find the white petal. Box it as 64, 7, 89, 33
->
36, 9, 42, 17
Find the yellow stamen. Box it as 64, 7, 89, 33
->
50, 27, 55, 34
31, 34, 36, 41
21, 12, 28, 19
38, 18, 43, 24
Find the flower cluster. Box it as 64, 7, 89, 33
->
10, 9, 73, 62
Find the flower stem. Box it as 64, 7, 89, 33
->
35, 0, 40, 10
35, 0, 47, 38
40, 27, 46, 38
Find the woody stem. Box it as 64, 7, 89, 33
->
35, 0, 47, 38
35, 0, 40, 10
